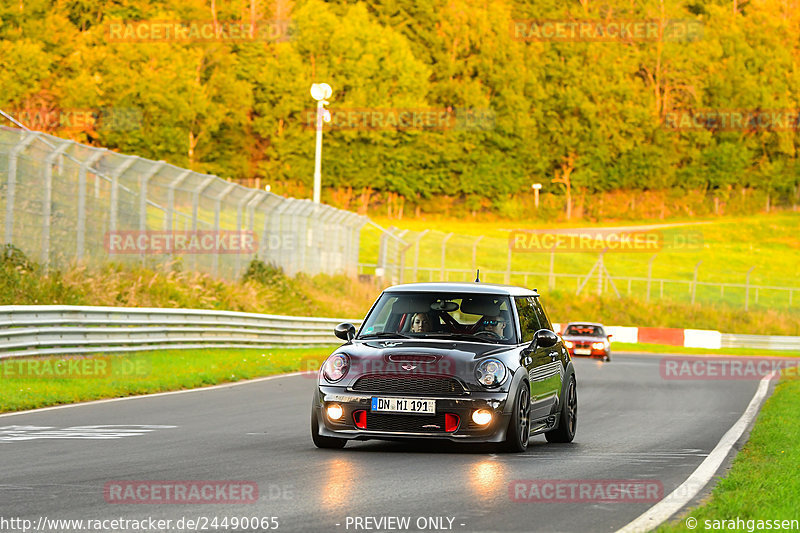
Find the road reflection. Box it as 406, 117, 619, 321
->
467, 458, 507, 501
320, 457, 355, 511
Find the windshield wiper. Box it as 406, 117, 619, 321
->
358, 332, 411, 339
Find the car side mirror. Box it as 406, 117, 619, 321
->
607, 333, 613, 340
523, 329, 559, 354
334, 322, 356, 341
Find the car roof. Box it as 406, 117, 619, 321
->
565, 322, 605, 327
383, 282, 539, 297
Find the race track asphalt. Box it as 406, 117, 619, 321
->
0, 353, 766, 533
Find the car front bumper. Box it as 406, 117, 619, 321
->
313, 386, 513, 443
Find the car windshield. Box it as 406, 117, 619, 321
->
565, 324, 603, 336
358, 292, 517, 344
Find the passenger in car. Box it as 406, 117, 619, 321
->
410, 312, 431, 333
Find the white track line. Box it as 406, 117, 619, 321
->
615, 372, 775, 533
0, 372, 304, 419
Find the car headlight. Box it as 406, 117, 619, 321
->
475, 358, 507, 388
591, 342, 606, 350
564, 340, 574, 348
322, 353, 350, 382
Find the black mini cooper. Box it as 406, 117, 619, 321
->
310, 282, 577, 452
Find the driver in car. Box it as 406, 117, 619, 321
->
481, 315, 507, 339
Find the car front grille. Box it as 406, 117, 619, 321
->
365, 412, 448, 432
351, 375, 466, 396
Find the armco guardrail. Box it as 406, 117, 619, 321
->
2, 307, 797, 359
721, 333, 800, 351
0, 305, 359, 359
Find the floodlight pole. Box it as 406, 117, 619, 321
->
310, 83, 332, 205
313, 99, 325, 204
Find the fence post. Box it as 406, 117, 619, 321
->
505, 245, 512, 284
745, 266, 756, 311
691, 260, 702, 304
646, 253, 657, 302
413, 230, 429, 282
41, 140, 72, 267
192, 176, 217, 231
109, 156, 138, 232
472, 235, 484, 277
440, 233, 453, 281
596, 253, 604, 295
5, 132, 39, 245
139, 161, 165, 232
234, 190, 259, 275
164, 169, 192, 230
212, 183, 236, 277
77, 149, 106, 263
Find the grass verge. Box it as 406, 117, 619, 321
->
0, 347, 336, 413
655, 376, 800, 532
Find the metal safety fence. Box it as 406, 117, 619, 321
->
0, 126, 368, 279
359, 227, 800, 311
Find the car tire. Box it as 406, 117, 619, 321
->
311, 409, 347, 449
500, 382, 530, 453
545, 374, 577, 443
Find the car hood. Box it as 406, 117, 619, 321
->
326, 339, 517, 387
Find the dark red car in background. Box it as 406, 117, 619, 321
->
561, 322, 611, 362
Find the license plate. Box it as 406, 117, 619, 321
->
574, 348, 591, 355
371, 397, 436, 414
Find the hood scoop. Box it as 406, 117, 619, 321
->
387, 353, 440, 364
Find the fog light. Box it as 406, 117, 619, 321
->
326, 404, 343, 420
472, 409, 493, 426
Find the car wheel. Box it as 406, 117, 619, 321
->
311, 408, 347, 449
604, 353, 611, 362
501, 383, 530, 453
545, 374, 577, 443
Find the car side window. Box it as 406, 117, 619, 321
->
514, 296, 541, 343
532, 297, 553, 331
